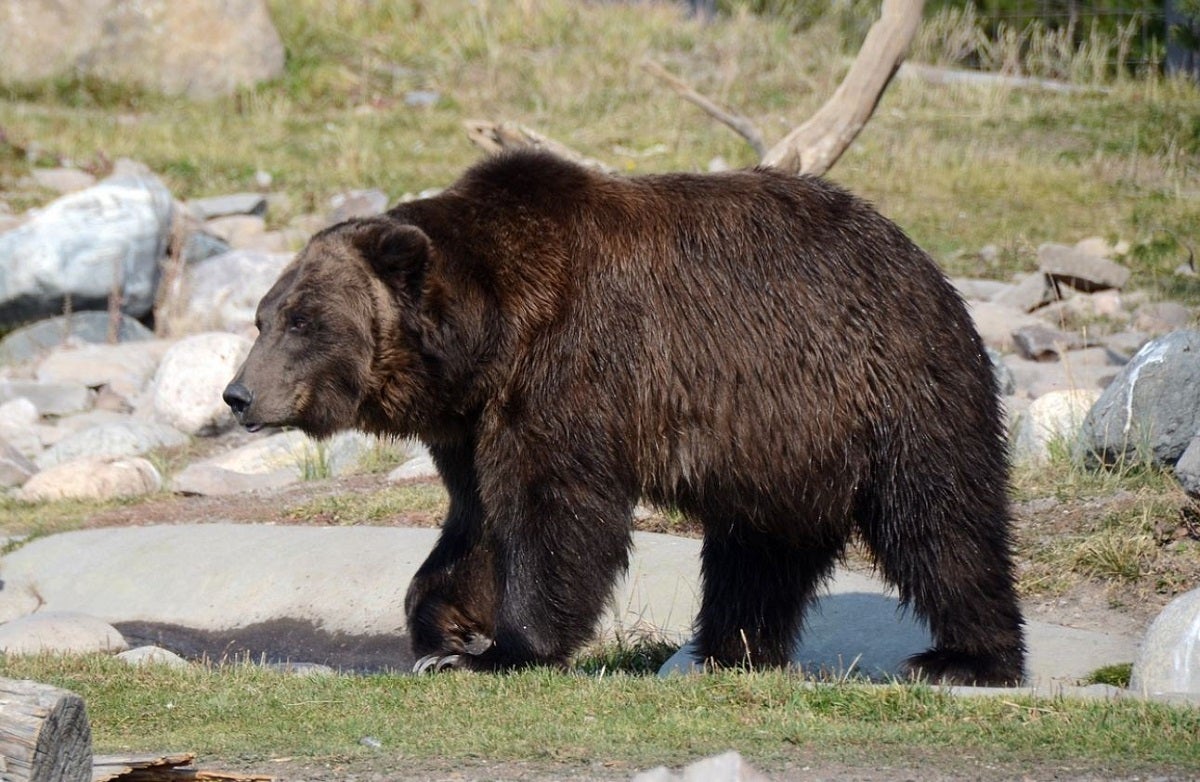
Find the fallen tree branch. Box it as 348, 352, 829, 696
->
639, 59, 767, 158
762, 0, 924, 175
463, 120, 615, 172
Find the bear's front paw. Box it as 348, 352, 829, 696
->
413, 653, 466, 673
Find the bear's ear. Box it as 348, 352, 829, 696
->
350, 218, 431, 294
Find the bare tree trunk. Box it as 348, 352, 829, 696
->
0, 678, 92, 782
761, 0, 924, 176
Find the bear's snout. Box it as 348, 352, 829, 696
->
222, 381, 254, 421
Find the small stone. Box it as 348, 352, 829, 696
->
1174, 435, 1200, 498
1133, 302, 1193, 334
1011, 324, 1081, 362
0, 380, 94, 416
328, 189, 389, 223
204, 214, 267, 248
187, 193, 268, 220
30, 167, 97, 194
35, 420, 188, 470
993, 272, 1054, 313
387, 443, 437, 482
979, 244, 1000, 264
0, 438, 36, 488
1074, 236, 1118, 259
968, 301, 1045, 352
117, 645, 190, 668
1011, 389, 1100, 465
632, 751, 770, 782
403, 89, 440, 107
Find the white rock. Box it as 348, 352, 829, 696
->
1130, 588, 1200, 700
167, 250, 292, 334
151, 332, 251, 435
1011, 389, 1101, 465
36, 339, 172, 399
117, 645, 190, 668
35, 420, 188, 469
0, 611, 128, 655
0, 438, 36, 488
17, 455, 162, 501
30, 167, 97, 194
967, 301, 1045, 352
0, 379, 94, 416
633, 751, 769, 782
387, 443, 437, 481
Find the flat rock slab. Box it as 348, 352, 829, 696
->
0, 525, 1135, 686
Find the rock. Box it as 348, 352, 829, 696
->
0, 438, 36, 488
328, 189, 389, 223
0, 379, 94, 416
1174, 435, 1200, 497
1081, 330, 1200, 467
0, 174, 173, 324
34, 420, 188, 470
187, 193, 268, 220
204, 214, 267, 248
1038, 242, 1131, 293
1133, 301, 1193, 334
30, 167, 97, 194
403, 89, 440, 108
951, 277, 1010, 301
967, 301, 1045, 352
633, 751, 769, 782
0, 611, 128, 655
1074, 236, 1123, 259
165, 250, 291, 334
1130, 588, 1200, 700
151, 332, 251, 435
387, 443, 437, 482
0, 0, 285, 99
0, 398, 44, 458
993, 272, 1054, 313
180, 229, 233, 266
1011, 324, 1083, 362
1011, 389, 1101, 465
117, 645, 189, 668
1037, 289, 1128, 328
1102, 331, 1152, 362
17, 455, 161, 501
36, 340, 172, 399
0, 312, 155, 365
170, 430, 376, 495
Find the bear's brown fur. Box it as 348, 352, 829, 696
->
225, 151, 1025, 684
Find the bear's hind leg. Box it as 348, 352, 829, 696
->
857, 459, 1026, 686
694, 522, 843, 669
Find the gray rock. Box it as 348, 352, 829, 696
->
967, 300, 1045, 352
166, 250, 291, 334
1103, 331, 1152, 361
328, 189, 389, 223
8, 612, 129, 655
17, 455, 162, 501
180, 229, 232, 266
1134, 301, 1193, 334
0, 438, 36, 488
1081, 330, 1200, 466
1174, 435, 1200, 497
30, 167, 97, 195
151, 332, 251, 435
0, 611, 128, 655
1011, 389, 1100, 465
1038, 242, 1131, 292
1130, 588, 1200, 700
187, 193, 268, 220
35, 420, 188, 469
0, 0, 285, 99
993, 272, 1054, 313
0, 312, 155, 365
36, 340, 171, 399
387, 443, 437, 482
633, 751, 769, 782
987, 348, 1017, 396
951, 277, 1010, 301
0, 174, 173, 324
204, 214, 267, 248
0, 379, 94, 416
0, 397, 44, 458
1011, 324, 1083, 362
117, 645, 190, 668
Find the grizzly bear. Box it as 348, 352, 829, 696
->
224, 150, 1025, 684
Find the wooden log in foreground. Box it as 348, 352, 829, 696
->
0, 677, 92, 782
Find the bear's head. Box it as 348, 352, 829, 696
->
223, 216, 442, 439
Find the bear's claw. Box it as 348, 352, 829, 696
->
413, 653, 466, 674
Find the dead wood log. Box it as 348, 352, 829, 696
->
92, 751, 275, 781
463, 120, 615, 172
639, 59, 767, 158
762, 0, 925, 175
0, 677, 92, 782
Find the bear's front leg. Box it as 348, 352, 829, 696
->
414, 429, 637, 672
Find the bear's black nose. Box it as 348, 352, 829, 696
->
223, 382, 253, 416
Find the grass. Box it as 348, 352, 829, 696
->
0, 1, 1197, 299
286, 482, 448, 525
2, 654, 1197, 774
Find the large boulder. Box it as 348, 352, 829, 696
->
151, 333, 251, 435
34, 420, 188, 470
1130, 588, 1200, 700
0, 312, 154, 365
0, 175, 173, 325
0, 0, 285, 99
164, 250, 292, 334
17, 455, 162, 501
1080, 330, 1200, 466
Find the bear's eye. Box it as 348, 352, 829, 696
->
287, 313, 310, 333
